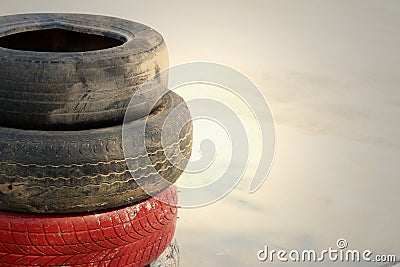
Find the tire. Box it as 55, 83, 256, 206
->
0, 13, 168, 130
147, 239, 179, 267
0, 187, 178, 267
0, 91, 192, 213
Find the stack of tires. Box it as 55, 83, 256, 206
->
0, 13, 191, 267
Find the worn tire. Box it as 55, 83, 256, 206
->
0, 91, 192, 213
0, 187, 178, 267
147, 239, 179, 267
0, 13, 168, 130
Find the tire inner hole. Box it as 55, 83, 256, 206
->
0, 28, 124, 52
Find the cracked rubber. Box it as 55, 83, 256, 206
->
0, 91, 192, 213
0, 186, 178, 267
0, 13, 168, 130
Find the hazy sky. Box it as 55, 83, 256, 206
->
1, 0, 400, 78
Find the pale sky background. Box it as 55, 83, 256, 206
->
0, 1, 399, 266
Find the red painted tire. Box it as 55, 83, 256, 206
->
0, 187, 177, 267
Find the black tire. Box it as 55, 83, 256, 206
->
0, 13, 168, 130
0, 91, 192, 213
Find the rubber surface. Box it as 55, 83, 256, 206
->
147, 239, 179, 267
0, 91, 192, 213
0, 13, 168, 130
0, 187, 178, 267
